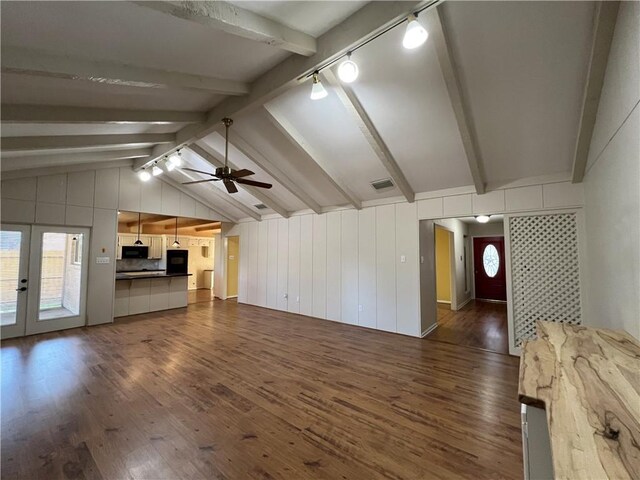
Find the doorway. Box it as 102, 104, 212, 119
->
226, 236, 239, 298
1, 224, 90, 339
434, 226, 454, 308
473, 236, 507, 301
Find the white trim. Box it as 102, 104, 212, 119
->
421, 322, 439, 338
437, 300, 451, 304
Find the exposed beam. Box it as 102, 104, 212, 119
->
165, 218, 220, 229
136, 0, 438, 168
322, 69, 415, 203
230, 131, 323, 214
125, 214, 169, 227
1, 134, 174, 153
159, 175, 240, 223
263, 105, 362, 210
0, 148, 151, 172
173, 168, 262, 221
188, 144, 290, 218
571, 1, 620, 183
2, 47, 249, 95
133, 1, 317, 56
428, 8, 486, 194
194, 224, 220, 232
1, 105, 205, 124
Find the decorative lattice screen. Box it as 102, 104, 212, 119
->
509, 213, 582, 346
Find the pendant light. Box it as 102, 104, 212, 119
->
134, 212, 143, 245
172, 217, 180, 248
310, 72, 328, 100
338, 53, 359, 83
403, 13, 428, 49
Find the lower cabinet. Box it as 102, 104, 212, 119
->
114, 276, 188, 317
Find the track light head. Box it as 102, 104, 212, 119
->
138, 169, 151, 182
403, 13, 428, 49
310, 72, 328, 100
338, 53, 359, 83
152, 163, 163, 176
168, 151, 182, 167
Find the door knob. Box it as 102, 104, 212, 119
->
16, 287, 27, 292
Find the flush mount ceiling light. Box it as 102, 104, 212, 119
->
152, 163, 163, 176
475, 215, 491, 223
403, 13, 428, 49
138, 169, 151, 182
310, 72, 328, 100
338, 53, 359, 83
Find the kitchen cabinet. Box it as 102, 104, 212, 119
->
114, 275, 189, 317
149, 278, 170, 311
148, 235, 163, 259
169, 277, 188, 308
128, 278, 151, 315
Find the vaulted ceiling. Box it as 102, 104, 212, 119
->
1, 1, 600, 221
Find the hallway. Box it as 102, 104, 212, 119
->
428, 300, 509, 354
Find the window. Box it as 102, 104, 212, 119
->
482, 244, 499, 277
72, 235, 83, 265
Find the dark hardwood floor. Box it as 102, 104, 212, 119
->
429, 300, 509, 354
1, 300, 522, 479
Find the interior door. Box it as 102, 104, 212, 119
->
25, 226, 90, 335
474, 236, 507, 301
0, 225, 31, 339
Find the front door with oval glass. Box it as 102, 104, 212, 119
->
473, 237, 507, 301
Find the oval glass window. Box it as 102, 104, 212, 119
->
482, 244, 500, 277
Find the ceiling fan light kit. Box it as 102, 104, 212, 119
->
179, 118, 273, 194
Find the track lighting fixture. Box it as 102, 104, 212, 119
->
168, 151, 182, 167
138, 169, 151, 182
403, 13, 428, 49
165, 156, 176, 171
475, 215, 491, 224
338, 53, 359, 83
152, 163, 163, 176
310, 72, 328, 100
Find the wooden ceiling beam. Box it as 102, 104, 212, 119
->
428, 8, 486, 194
2, 47, 249, 95
194, 224, 221, 232
1, 133, 174, 153
189, 144, 290, 218
229, 131, 323, 214
571, 1, 620, 183
322, 69, 415, 203
263, 105, 362, 210
125, 214, 169, 227
164, 219, 221, 229
1, 105, 206, 124
132, 1, 317, 56
135, 0, 439, 170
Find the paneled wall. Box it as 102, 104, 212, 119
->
1, 166, 221, 327
234, 180, 585, 338
235, 203, 422, 336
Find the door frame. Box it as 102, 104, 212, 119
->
1, 224, 31, 339
434, 224, 457, 309
25, 225, 91, 336
472, 235, 507, 302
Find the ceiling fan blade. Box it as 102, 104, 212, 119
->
223, 179, 238, 194
182, 179, 220, 185
182, 167, 218, 177
230, 168, 254, 178
235, 178, 273, 189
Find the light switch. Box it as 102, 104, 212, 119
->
96, 256, 110, 264
358, 304, 363, 312
400, 255, 406, 263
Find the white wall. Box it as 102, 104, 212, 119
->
1, 166, 221, 327
583, 2, 640, 339
235, 180, 584, 337
468, 220, 505, 238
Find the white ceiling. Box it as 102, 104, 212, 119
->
0, 1, 598, 221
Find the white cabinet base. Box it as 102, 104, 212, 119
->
521, 403, 554, 480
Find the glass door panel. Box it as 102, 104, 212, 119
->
0, 225, 30, 339
26, 226, 90, 336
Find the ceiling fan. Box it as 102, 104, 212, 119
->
181, 118, 272, 194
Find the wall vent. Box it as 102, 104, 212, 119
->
254, 203, 268, 210
370, 178, 394, 191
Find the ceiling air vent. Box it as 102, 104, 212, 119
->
254, 203, 268, 210
370, 178, 394, 192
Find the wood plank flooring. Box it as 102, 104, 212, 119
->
429, 300, 509, 354
1, 300, 523, 479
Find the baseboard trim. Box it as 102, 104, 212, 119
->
456, 297, 473, 309
421, 323, 438, 338
226, 295, 238, 299
437, 300, 451, 304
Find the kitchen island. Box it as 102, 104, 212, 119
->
114, 271, 192, 317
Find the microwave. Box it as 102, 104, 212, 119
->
121, 245, 149, 259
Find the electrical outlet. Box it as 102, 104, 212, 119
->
95, 256, 110, 264
358, 304, 363, 312
400, 255, 406, 263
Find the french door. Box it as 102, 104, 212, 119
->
1, 224, 90, 339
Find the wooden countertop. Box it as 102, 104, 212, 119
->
519, 321, 640, 479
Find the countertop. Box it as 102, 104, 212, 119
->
115, 271, 192, 281
519, 321, 640, 479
